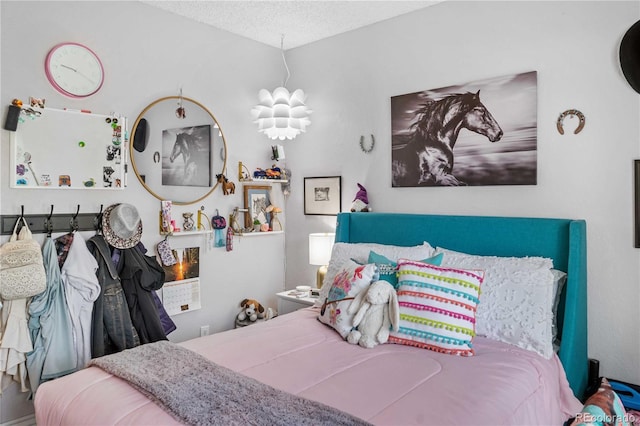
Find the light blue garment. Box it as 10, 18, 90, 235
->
26, 238, 77, 394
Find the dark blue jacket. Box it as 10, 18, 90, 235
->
117, 245, 167, 344
87, 235, 140, 357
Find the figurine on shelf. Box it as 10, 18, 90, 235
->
350, 183, 371, 212
253, 165, 283, 180
183, 212, 195, 231
216, 173, 235, 195
238, 161, 251, 181
266, 165, 282, 179
253, 168, 267, 179
29, 97, 45, 108
230, 208, 243, 233
161, 201, 173, 234
266, 204, 283, 231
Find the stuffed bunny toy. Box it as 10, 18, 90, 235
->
347, 280, 399, 348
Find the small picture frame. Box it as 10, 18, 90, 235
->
243, 185, 271, 228
304, 176, 342, 215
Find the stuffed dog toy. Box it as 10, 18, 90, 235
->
347, 281, 399, 348
237, 298, 265, 322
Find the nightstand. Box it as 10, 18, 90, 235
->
276, 290, 316, 315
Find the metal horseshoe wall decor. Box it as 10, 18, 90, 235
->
359, 134, 375, 153
557, 109, 585, 135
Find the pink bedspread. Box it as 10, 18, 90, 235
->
35, 308, 582, 425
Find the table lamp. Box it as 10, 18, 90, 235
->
308, 233, 335, 289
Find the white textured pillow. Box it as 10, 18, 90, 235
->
314, 242, 436, 307
435, 247, 555, 359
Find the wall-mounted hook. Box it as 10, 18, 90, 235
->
70, 204, 80, 231
45, 205, 54, 237
94, 204, 104, 232
15, 205, 27, 232
176, 87, 186, 119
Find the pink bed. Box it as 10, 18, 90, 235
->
35, 307, 581, 425
35, 213, 588, 425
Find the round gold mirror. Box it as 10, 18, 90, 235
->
129, 96, 227, 205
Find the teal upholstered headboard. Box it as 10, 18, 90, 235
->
335, 212, 588, 400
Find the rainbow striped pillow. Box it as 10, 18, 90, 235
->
389, 259, 483, 356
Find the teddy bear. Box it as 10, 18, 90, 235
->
350, 183, 371, 212
347, 280, 399, 348
237, 298, 265, 322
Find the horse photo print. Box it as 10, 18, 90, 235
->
391, 71, 537, 187
162, 125, 212, 187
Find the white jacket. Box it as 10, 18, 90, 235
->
61, 233, 100, 369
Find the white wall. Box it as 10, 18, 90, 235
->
0, 1, 286, 422
2, 0, 640, 423
284, 0, 640, 387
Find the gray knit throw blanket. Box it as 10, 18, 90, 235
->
90, 340, 371, 426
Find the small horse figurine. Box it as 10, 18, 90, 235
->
216, 173, 235, 195
392, 90, 503, 187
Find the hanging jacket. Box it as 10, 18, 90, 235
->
133, 243, 175, 336
152, 291, 176, 336
26, 238, 77, 394
61, 232, 100, 369
0, 298, 31, 394
117, 246, 167, 344
54, 232, 74, 269
87, 235, 140, 358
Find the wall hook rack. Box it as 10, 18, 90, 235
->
1, 207, 104, 236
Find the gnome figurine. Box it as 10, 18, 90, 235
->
350, 183, 371, 212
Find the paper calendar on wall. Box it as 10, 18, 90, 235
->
161, 278, 201, 316
159, 246, 201, 316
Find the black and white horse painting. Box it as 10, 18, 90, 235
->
162, 125, 211, 187
391, 71, 538, 187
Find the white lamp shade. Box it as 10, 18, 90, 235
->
308, 233, 335, 266
252, 87, 312, 140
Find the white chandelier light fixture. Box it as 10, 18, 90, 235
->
252, 36, 311, 141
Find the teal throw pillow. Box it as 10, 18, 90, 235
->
368, 251, 443, 288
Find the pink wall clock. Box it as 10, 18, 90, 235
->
44, 42, 104, 98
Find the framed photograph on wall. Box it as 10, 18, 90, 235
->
243, 185, 271, 228
304, 176, 342, 215
161, 124, 212, 187
391, 71, 537, 187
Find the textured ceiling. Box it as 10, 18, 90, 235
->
141, 1, 441, 49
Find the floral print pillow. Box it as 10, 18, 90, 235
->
317, 260, 378, 338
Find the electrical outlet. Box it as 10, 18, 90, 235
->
200, 325, 210, 337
